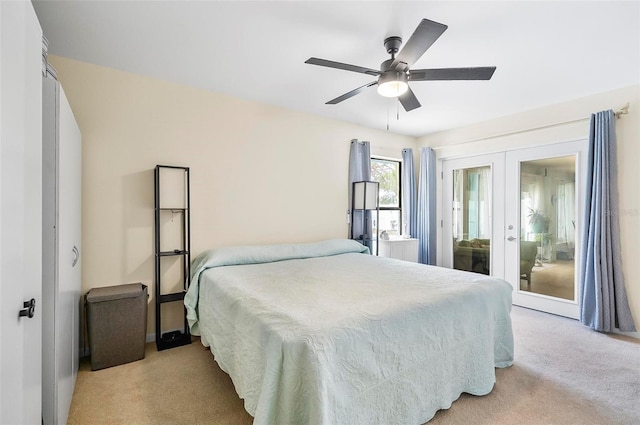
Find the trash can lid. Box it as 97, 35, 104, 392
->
86, 283, 146, 303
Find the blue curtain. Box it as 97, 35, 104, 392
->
348, 140, 372, 250
579, 110, 636, 332
417, 147, 437, 264
401, 149, 417, 238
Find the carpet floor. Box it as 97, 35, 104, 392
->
68, 306, 640, 424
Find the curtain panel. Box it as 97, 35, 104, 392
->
579, 110, 636, 332
417, 147, 437, 265
401, 149, 417, 237
348, 140, 372, 250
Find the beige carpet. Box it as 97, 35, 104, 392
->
68, 306, 640, 424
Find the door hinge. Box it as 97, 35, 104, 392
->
441, 171, 443, 179
440, 219, 443, 227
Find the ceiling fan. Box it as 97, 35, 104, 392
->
305, 18, 496, 112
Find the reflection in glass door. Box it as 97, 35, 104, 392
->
519, 156, 576, 300
442, 153, 505, 277
452, 167, 492, 275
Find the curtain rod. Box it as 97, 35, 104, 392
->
431, 103, 630, 150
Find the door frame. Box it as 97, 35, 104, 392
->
504, 140, 587, 319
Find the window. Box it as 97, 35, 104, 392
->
371, 158, 402, 238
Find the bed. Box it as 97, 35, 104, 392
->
185, 239, 513, 425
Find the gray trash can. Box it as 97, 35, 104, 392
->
86, 283, 148, 370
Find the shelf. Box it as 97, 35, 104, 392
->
159, 292, 185, 303
155, 164, 191, 352
158, 250, 189, 257
158, 207, 187, 212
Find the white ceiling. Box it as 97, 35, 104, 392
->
33, 1, 640, 137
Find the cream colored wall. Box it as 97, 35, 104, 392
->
48, 55, 415, 339
49, 53, 639, 340
418, 85, 640, 337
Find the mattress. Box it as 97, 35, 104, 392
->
185, 239, 513, 425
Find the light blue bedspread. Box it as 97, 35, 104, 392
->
185, 239, 513, 425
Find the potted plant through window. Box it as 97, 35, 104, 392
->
528, 208, 550, 233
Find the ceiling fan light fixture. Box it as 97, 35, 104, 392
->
377, 71, 408, 98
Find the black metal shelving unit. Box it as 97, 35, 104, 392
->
154, 165, 191, 351
350, 181, 380, 255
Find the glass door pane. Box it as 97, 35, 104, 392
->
442, 153, 505, 278
519, 156, 576, 300
452, 166, 493, 275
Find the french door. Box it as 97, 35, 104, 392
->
442, 153, 505, 278
442, 140, 587, 319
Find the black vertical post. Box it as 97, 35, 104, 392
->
184, 167, 191, 334
154, 166, 161, 348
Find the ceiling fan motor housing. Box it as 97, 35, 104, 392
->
378, 55, 409, 97
380, 58, 398, 72
378, 69, 408, 85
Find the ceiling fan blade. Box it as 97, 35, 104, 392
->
391, 19, 448, 71
326, 81, 377, 105
410, 67, 497, 81
305, 58, 381, 76
398, 87, 421, 112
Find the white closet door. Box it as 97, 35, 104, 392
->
0, 1, 43, 423
42, 79, 81, 425
56, 84, 82, 425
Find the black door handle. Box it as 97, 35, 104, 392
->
19, 298, 36, 319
